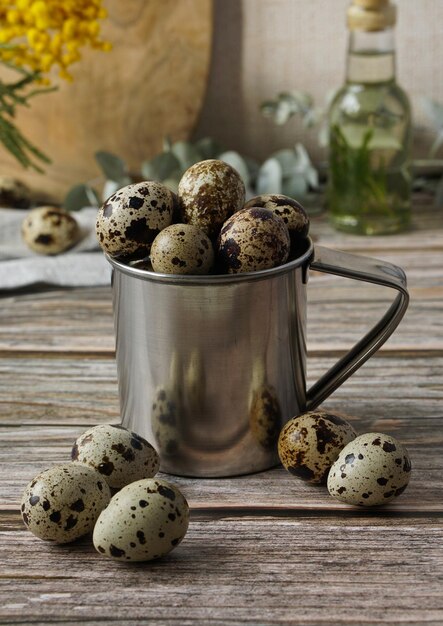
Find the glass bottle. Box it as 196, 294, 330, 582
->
327, 0, 411, 235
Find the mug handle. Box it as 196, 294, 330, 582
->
305, 245, 409, 410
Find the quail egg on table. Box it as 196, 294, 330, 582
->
21, 463, 111, 543
327, 432, 412, 506
178, 159, 245, 237
93, 478, 189, 562
244, 194, 310, 251
71, 424, 160, 490
96, 181, 174, 257
150, 223, 214, 275
217, 207, 290, 274
21, 206, 80, 255
278, 410, 357, 484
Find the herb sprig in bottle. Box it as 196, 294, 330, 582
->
327, 0, 411, 235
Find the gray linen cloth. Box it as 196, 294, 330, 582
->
0, 207, 111, 289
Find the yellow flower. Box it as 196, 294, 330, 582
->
0, 0, 110, 82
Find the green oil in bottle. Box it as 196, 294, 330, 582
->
328, 2, 411, 235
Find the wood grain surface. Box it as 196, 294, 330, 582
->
0, 0, 213, 199
1, 200, 442, 625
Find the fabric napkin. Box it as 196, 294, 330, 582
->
0, 207, 111, 290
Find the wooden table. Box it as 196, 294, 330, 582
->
1, 200, 442, 625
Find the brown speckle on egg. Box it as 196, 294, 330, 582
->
96, 181, 174, 258
93, 479, 189, 562
244, 193, 310, 253
278, 410, 357, 484
178, 159, 245, 236
20, 464, 111, 543
217, 207, 290, 274
327, 432, 412, 506
71, 424, 160, 489
150, 223, 214, 275
22, 206, 80, 255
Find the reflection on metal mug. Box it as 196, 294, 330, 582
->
107, 239, 409, 478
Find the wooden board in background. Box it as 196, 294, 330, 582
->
0, 0, 213, 200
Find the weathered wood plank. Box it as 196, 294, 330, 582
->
0, 256, 442, 352
0, 288, 115, 353
1, 515, 442, 625
0, 356, 120, 426
0, 201, 441, 625
1, 443, 441, 513
1, 354, 441, 511
1, 355, 442, 427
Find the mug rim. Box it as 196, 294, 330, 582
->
106, 237, 314, 286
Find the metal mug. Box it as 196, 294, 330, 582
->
107, 239, 408, 478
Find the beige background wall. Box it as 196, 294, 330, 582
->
195, 0, 443, 161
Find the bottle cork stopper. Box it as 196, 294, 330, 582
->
347, 1, 396, 31
353, 0, 389, 8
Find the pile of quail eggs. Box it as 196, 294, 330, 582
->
278, 409, 411, 506
21, 424, 189, 562
21, 411, 411, 562
95, 159, 310, 274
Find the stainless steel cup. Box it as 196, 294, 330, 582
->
108, 240, 408, 477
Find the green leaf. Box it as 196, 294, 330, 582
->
282, 174, 308, 198
262, 99, 294, 125
171, 141, 201, 170
218, 151, 250, 186
256, 158, 282, 194
271, 149, 299, 177
102, 179, 122, 202
429, 129, 443, 158
243, 156, 260, 183
269, 145, 318, 189
141, 151, 181, 181
280, 91, 313, 113
163, 136, 173, 152
261, 91, 315, 126
195, 137, 223, 160
64, 184, 99, 211
421, 97, 443, 130
95, 151, 128, 182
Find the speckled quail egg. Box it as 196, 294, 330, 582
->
327, 432, 411, 506
249, 384, 282, 448
178, 159, 245, 237
93, 478, 189, 561
151, 387, 181, 457
278, 410, 357, 484
21, 206, 80, 255
244, 194, 310, 250
150, 224, 214, 275
0, 176, 31, 208
96, 181, 174, 258
71, 424, 160, 490
217, 207, 290, 274
21, 463, 111, 543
